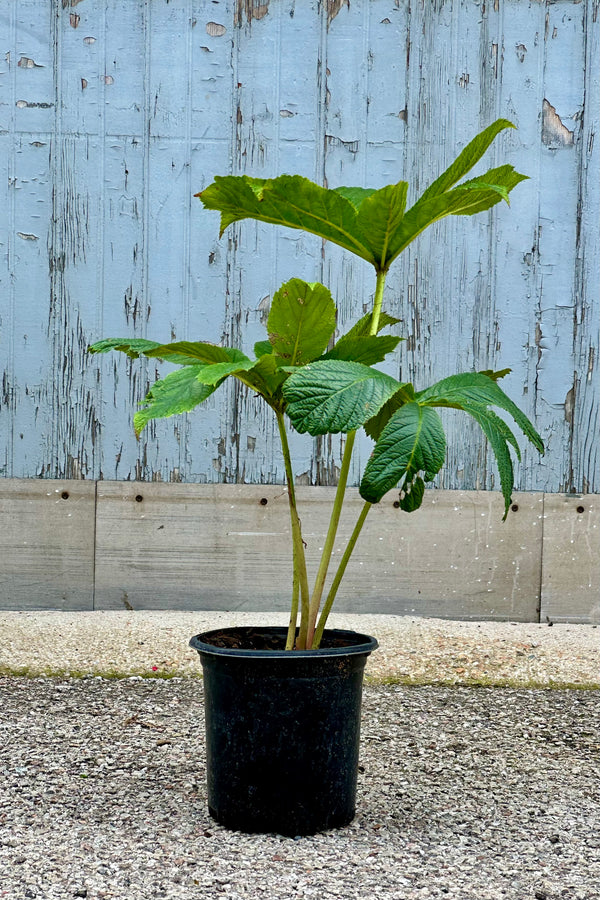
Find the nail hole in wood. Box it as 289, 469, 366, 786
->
61, 491, 69, 500
135, 494, 143, 503
259, 497, 268, 506
393, 500, 401, 509
577, 505, 585, 514
511, 504, 519, 512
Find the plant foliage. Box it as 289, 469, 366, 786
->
90, 119, 542, 649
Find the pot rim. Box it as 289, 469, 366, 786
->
189, 625, 378, 659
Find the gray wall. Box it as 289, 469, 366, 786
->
1, 0, 598, 494
1, 480, 598, 622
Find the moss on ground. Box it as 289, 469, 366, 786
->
364, 673, 600, 690
0, 665, 598, 690
0, 665, 201, 680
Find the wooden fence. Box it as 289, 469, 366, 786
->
0, 2, 598, 615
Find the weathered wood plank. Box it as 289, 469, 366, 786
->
221, 0, 324, 485
1, 0, 598, 498
0, 479, 96, 610
540, 494, 600, 624
572, 0, 600, 495
94, 483, 543, 620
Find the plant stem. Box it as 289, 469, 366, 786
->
312, 500, 372, 648
286, 571, 299, 651
370, 269, 387, 335
308, 269, 389, 647
276, 410, 310, 649
305, 430, 356, 648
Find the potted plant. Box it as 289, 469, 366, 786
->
90, 119, 543, 835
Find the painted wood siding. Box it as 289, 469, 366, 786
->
1, 0, 598, 494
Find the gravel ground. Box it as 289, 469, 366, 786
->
1, 612, 598, 899
1, 677, 599, 900
0, 611, 598, 687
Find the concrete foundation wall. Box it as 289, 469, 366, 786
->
1, 480, 597, 622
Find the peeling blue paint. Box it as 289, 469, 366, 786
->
0, 0, 598, 494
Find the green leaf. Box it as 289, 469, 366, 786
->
334, 186, 377, 209
282, 360, 400, 435
384, 174, 526, 264
399, 475, 425, 512
360, 402, 446, 504
416, 372, 544, 454
418, 119, 516, 202
193, 358, 256, 386
133, 367, 218, 436
198, 121, 526, 275
363, 385, 416, 440
239, 354, 287, 398
267, 279, 336, 366
462, 405, 518, 519
144, 342, 248, 367
198, 174, 375, 264
341, 310, 401, 341
416, 371, 543, 518
355, 182, 409, 268
254, 340, 273, 359
88, 338, 163, 359
322, 334, 402, 366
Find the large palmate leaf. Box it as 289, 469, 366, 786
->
360, 402, 446, 504
416, 371, 544, 517
133, 367, 219, 436
282, 360, 400, 435
198, 120, 525, 273
198, 174, 375, 264
267, 279, 336, 365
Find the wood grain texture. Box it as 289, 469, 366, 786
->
0, 1, 598, 498
0, 479, 95, 610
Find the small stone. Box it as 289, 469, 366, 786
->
535, 891, 548, 900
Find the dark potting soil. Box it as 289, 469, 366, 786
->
201, 628, 356, 651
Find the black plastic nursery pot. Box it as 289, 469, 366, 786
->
189, 626, 378, 837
